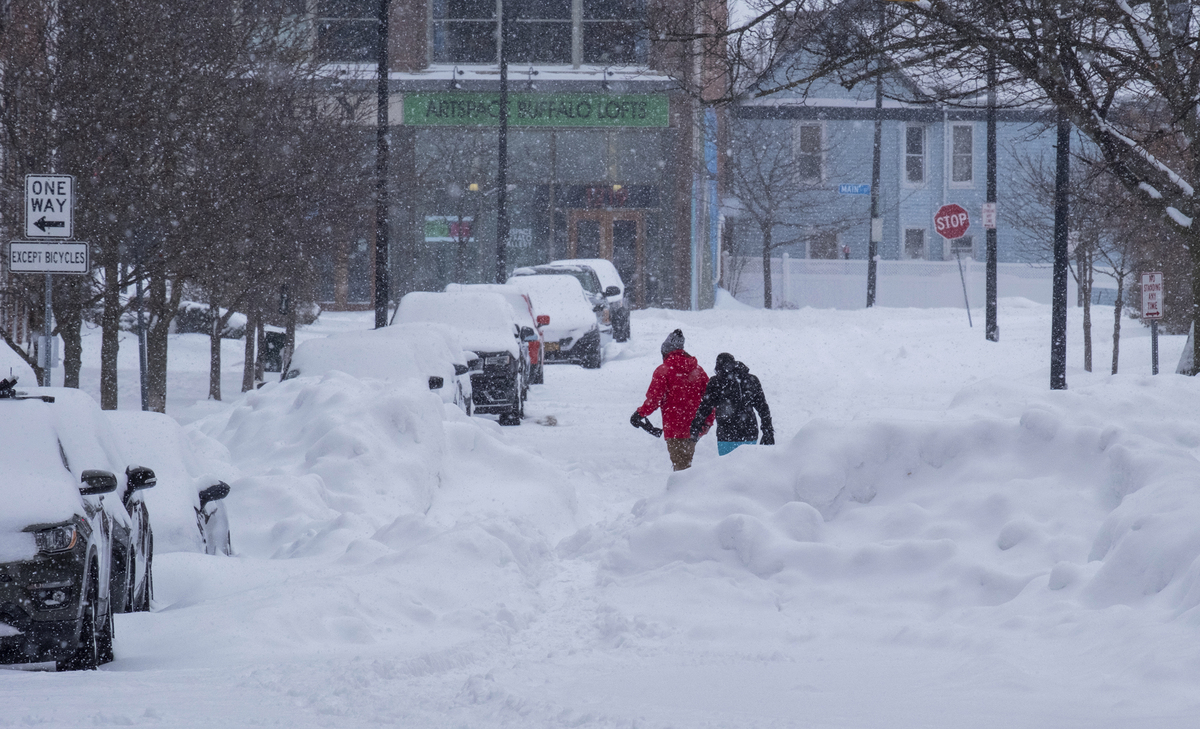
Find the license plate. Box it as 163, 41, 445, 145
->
544, 342, 560, 352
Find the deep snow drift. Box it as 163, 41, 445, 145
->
4, 299, 1200, 728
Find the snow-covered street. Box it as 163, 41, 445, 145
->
5, 299, 1200, 728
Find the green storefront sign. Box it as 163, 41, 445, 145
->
406, 93, 669, 128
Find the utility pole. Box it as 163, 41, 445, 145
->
985, 52, 998, 342
495, 2, 511, 284
373, 0, 391, 328
1051, 110, 1070, 390
866, 1, 884, 307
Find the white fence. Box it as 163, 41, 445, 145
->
724, 255, 1113, 310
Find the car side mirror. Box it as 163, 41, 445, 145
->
428, 375, 444, 390
198, 481, 231, 509
126, 465, 157, 491
536, 314, 550, 326
604, 285, 621, 297
453, 363, 469, 376
80, 470, 118, 496
520, 326, 537, 342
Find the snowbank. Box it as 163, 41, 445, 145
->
584, 383, 1200, 618
191, 371, 579, 561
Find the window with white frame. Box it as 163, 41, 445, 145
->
905, 124, 925, 184
904, 228, 925, 259
951, 123, 974, 185
796, 123, 823, 182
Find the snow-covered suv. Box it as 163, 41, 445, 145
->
0, 380, 156, 670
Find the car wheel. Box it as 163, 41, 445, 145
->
136, 549, 153, 612
59, 574, 98, 671
98, 601, 114, 665
583, 337, 602, 370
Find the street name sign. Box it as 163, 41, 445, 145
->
9, 241, 90, 274
934, 203, 970, 240
25, 174, 74, 239
838, 184, 871, 195
1142, 271, 1164, 319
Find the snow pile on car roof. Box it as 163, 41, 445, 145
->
395, 292, 519, 356
583, 398, 1200, 614
507, 274, 597, 336
191, 371, 580, 561
290, 322, 468, 383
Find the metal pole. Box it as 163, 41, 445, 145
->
955, 248, 973, 327
985, 51, 999, 341
866, 2, 883, 307
495, 2, 510, 284
373, 0, 391, 328
1051, 111, 1070, 390
42, 273, 52, 387
1152, 319, 1159, 375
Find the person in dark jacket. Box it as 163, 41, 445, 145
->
689, 353, 774, 456
631, 329, 714, 471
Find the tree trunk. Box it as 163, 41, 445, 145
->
242, 307, 258, 393
1192, 236, 1200, 375
1081, 248, 1092, 372
1112, 273, 1124, 375
254, 316, 265, 384
100, 256, 122, 409
145, 274, 182, 413
208, 301, 222, 401
761, 223, 773, 309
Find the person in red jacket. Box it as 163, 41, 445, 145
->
631, 329, 714, 471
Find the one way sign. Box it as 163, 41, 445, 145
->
25, 174, 73, 239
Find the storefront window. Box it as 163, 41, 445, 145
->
317, 0, 377, 62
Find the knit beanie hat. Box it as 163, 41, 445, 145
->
661, 329, 685, 357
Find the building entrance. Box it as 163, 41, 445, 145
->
567, 209, 647, 307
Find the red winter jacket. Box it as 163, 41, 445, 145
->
637, 350, 714, 439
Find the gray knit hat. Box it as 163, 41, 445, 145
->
661, 329, 685, 357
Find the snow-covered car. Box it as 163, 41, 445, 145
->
550, 258, 629, 342
507, 274, 605, 369
395, 291, 535, 426
446, 283, 546, 386
287, 322, 478, 416
511, 263, 614, 347
0, 380, 156, 670
106, 409, 236, 561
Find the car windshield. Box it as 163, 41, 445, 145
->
524, 267, 600, 295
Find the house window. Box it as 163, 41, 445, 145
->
432, 0, 646, 65
808, 232, 839, 259
317, 0, 378, 62
951, 124, 973, 185
904, 228, 925, 259
796, 123, 822, 182
905, 125, 925, 184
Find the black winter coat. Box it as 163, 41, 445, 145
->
689, 358, 773, 443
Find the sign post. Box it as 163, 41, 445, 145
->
935, 203, 973, 327
1142, 271, 1163, 375
14, 174, 81, 387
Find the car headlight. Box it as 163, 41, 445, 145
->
35, 525, 77, 553
485, 354, 510, 367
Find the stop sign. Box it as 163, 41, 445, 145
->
934, 203, 970, 240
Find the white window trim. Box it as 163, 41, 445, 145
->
794, 122, 825, 184
949, 122, 975, 189
903, 123, 926, 188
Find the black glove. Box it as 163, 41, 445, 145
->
631, 411, 645, 428
760, 430, 775, 446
